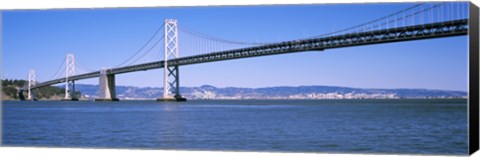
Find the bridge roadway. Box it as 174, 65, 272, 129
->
31, 19, 468, 89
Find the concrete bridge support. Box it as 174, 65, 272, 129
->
18, 89, 26, 101
95, 70, 119, 101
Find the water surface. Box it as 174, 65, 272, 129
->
2, 99, 468, 155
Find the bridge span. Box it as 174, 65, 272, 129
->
26, 19, 468, 101
21, 2, 471, 101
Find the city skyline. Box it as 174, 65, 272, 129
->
2, 2, 469, 91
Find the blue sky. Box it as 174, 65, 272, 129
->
2, 2, 469, 91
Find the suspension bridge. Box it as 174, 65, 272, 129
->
20, 2, 470, 101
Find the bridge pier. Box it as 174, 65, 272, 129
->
18, 89, 26, 101
95, 70, 119, 101
62, 80, 79, 101
157, 65, 186, 101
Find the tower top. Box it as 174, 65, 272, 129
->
165, 19, 177, 23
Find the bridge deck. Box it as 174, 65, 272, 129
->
31, 19, 468, 89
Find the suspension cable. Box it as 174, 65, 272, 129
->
50, 57, 66, 80
75, 60, 96, 72
178, 25, 272, 45
307, 2, 428, 38
128, 35, 165, 65
115, 23, 165, 67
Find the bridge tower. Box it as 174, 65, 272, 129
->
157, 19, 186, 101
63, 54, 78, 101
27, 69, 36, 100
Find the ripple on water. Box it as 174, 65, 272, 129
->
1, 100, 468, 155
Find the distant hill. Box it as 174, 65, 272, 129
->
72, 84, 467, 100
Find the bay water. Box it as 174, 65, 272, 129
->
1, 99, 468, 155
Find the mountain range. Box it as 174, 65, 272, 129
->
70, 84, 467, 100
